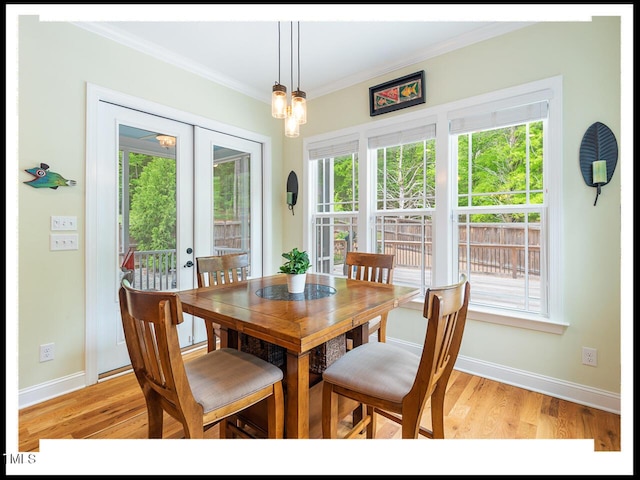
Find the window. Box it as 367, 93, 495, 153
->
370, 123, 437, 289
309, 136, 359, 276
305, 77, 563, 330
451, 100, 548, 315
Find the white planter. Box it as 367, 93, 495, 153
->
286, 273, 307, 294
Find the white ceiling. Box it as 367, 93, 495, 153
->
74, 19, 532, 104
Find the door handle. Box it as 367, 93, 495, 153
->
184, 260, 194, 268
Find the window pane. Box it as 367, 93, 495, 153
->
316, 154, 358, 213
211, 148, 252, 275
375, 214, 433, 290
457, 122, 544, 207
313, 215, 358, 275
377, 140, 435, 210
313, 152, 358, 276
119, 148, 177, 291
458, 213, 542, 313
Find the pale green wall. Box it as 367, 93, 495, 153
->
293, 17, 623, 394
16, 16, 622, 397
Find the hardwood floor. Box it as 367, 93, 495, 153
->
18, 345, 620, 452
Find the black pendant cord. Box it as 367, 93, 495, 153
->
296, 21, 300, 91
277, 21, 281, 85
594, 185, 601, 206
290, 21, 294, 98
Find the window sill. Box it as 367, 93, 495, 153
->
402, 298, 568, 334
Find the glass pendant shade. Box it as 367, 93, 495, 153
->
272, 84, 287, 119
291, 90, 307, 125
284, 106, 299, 137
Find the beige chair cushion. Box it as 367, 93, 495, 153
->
185, 348, 283, 413
322, 342, 420, 404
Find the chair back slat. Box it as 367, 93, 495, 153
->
345, 252, 394, 284
222, 252, 249, 283
196, 253, 249, 287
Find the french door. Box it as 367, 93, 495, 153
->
94, 102, 262, 375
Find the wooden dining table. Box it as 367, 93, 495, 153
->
178, 272, 420, 439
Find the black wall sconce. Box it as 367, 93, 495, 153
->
286, 170, 298, 215
579, 122, 618, 206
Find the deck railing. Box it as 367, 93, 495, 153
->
121, 249, 177, 291
122, 223, 540, 291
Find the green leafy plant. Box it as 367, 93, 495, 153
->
279, 247, 311, 274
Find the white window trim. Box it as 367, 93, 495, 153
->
304, 75, 565, 334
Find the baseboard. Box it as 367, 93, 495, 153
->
18, 371, 87, 409
18, 339, 621, 414
389, 337, 621, 415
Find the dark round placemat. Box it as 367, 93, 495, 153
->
256, 283, 336, 301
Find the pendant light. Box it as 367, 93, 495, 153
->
271, 22, 287, 119
291, 22, 307, 125
285, 105, 299, 137
284, 22, 299, 138
272, 21, 306, 137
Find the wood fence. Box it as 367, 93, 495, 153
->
337, 221, 541, 279
122, 221, 541, 290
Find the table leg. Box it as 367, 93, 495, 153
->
204, 320, 216, 352
218, 326, 239, 350
350, 323, 369, 347
285, 350, 310, 439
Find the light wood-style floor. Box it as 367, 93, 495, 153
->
18, 345, 620, 452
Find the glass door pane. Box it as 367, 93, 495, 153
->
194, 128, 263, 277
119, 126, 178, 291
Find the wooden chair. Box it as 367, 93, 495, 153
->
345, 252, 395, 344
322, 275, 470, 439
195, 252, 249, 351
119, 281, 284, 439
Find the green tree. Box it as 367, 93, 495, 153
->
332, 154, 358, 212
457, 122, 543, 222
129, 157, 177, 251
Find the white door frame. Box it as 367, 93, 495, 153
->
85, 83, 272, 384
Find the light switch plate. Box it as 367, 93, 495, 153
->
51, 216, 77, 231
50, 234, 79, 251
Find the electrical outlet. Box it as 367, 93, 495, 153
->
582, 347, 597, 366
51, 215, 77, 231
50, 234, 79, 251
40, 343, 55, 362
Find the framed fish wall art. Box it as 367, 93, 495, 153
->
23, 163, 76, 189
369, 70, 426, 116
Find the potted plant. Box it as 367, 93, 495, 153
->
279, 247, 311, 293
